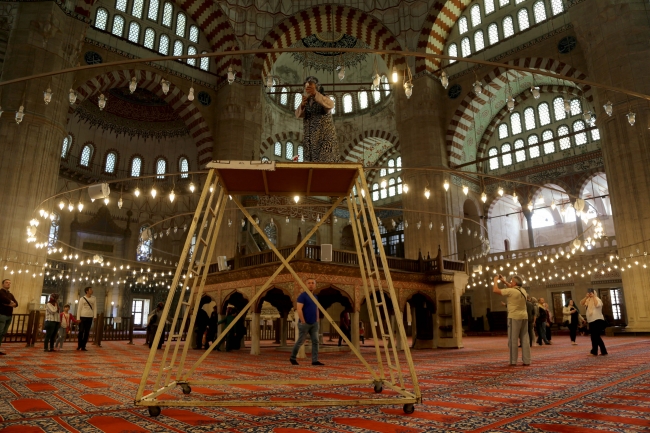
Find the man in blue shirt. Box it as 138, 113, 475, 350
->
290, 278, 324, 366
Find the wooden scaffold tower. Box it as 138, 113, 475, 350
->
135, 161, 422, 416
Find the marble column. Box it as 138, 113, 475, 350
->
410, 305, 417, 349
351, 311, 360, 349
279, 316, 287, 347
0, 3, 86, 313
522, 208, 535, 248
250, 312, 260, 355
571, 0, 650, 331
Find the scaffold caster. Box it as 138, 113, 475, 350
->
148, 406, 161, 417
403, 403, 415, 414
374, 383, 383, 393
181, 384, 192, 395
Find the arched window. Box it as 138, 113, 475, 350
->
176, 12, 186, 37
329, 96, 336, 114
343, 94, 353, 113
448, 43, 458, 63
115, 0, 127, 12
95, 8, 109, 30
179, 157, 189, 178
189, 25, 199, 43
533, 1, 547, 22
504, 239, 510, 251
380, 182, 387, 199
573, 120, 588, 145
61, 135, 71, 158
500, 0, 510, 6
280, 87, 288, 105
131, 0, 144, 18
528, 134, 540, 158
517, 8, 530, 31
173, 40, 183, 56
488, 147, 499, 170
147, 0, 159, 20
297, 146, 304, 162
358, 90, 368, 109
80, 145, 93, 167
128, 21, 140, 43
524, 107, 536, 130
570, 98, 582, 116
380, 168, 386, 177
531, 209, 555, 228
498, 123, 509, 139
104, 152, 117, 173
137, 225, 152, 261
485, 0, 495, 14
458, 16, 469, 34
200, 51, 209, 71
274, 142, 281, 156
460, 37, 471, 57
294, 93, 302, 110
144, 28, 155, 49
553, 97, 566, 121
470, 5, 482, 26
264, 223, 277, 246
396, 156, 402, 170
187, 46, 197, 66
373, 88, 381, 104
388, 178, 396, 197
542, 130, 555, 154
382, 75, 390, 95
397, 176, 403, 194
162, 2, 173, 26
510, 112, 522, 135
557, 125, 571, 150
159, 34, 169, 54
474, 30, 485, 51
514, 139, 526, 162
286, 142, 294, 160
156, 158, 167, 178
112, 15, 125, 37
488, 23, 499, 45
131, 156, 142, 177
48, 213, 60, 248
372, 183, 379, 201
551, 0, 564, 15
503, 16, 515, 38
388, 159, 395, 174
501, 143, 512, 166
591, 125, 601, 141
538, 102, 551, 125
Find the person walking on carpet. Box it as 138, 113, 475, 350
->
54, 304, 78, 350
493, 274, 530, 366
43, 293, 60, 352
535, 297, 550, 346
544, 302, 553, 343
526, 296, 536, 348
563, 299, 583, 345
290, 278, 323, 366
338, 308, 351, 347
0, 279, 18, 356
581, 289, 608, 356
77, 287, 96, 351
147, 302, 166, 349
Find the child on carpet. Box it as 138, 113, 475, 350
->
55, 304, 78, 350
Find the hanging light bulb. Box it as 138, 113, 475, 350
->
627, 111, 636, 126
241, 219, 246, 228
372, 73, 381, 89
392, 66, 398, 83
227, 65, 235, 84
481, 192, 487, 203
334, 216, 337, 224
151, 187, 157, 198
403, 183, 409, 193
118, 197, 123, 209
189, 182, 195, 193
513, 192, 519, 203
440, 223, 444, 231
161, 79, 170, 95
338, 66, 345, 81
227, 219, 232, 227
527, 202, 533, 211
43, 87, 53, 105
98, 94, 107, 110
380, 179, 387, 189
77, 202, 84, 212
424, 187, 430, 199
530, 86, 540, 99
404, 82, 413, 99
550, 200, 556, 211
67, 202, 74, 212
301, 214, 305, 223
129, 77, 137, 94
294, 195, 299, 203
507, 96, 515, 112
58, 200, 64, 210
473, 80, 482, 94
498, 187, 504, 196
417, 221, 421, 230
134, 187, 140, 197
188, 86, 194, 101
603, 101, 613, 116
15, 106, 24, 124
404, 220, 409, 229
443, 180, 449, 191
440, 71, 449, 89
169, 190, 175, 202
68, 89, 77, 104
563, 98, 571, 113
104, 197, 109, 205
285, 216, 290, 224
462, 185, 469, 196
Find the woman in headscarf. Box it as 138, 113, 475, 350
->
44, 293, 60, 352
295, 76, 340, 163
564, 299, 584, 345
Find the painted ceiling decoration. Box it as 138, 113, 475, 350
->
290, 32, 370, 72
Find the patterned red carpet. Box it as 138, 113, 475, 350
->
0, 335, 648, 432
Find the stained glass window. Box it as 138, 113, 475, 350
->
159, 34, 169, 54
115, 0, 127, 12
112, 15, 125, 37
475, 30, 485, 51
591, 125, 601, 141
524, 107, 536, 130
503, 16, 514, 38
189, 25, 199, 43
458, 16, 469, 34
373, 89, 381, 104
570, 98, 582, 116
179, 157, 189, 178
538, 102, 551, 125
501, 143, 512, 166
80, 145, 93, 167
61, 136, 70, 158
488, 147, 499, 170
343, 94, 353, 113
359, 90, 368, 109
573, 120, 588, 145
533, 0, 547, 22
173, 40, 183, 56
397, 176, 403, 194
488, 23, 499, 45
514, 139, 526, 162
176, 12, 186, 37
131, 0, 143, 18
372, 183, 379, 201
551, 0, 564, 15
396, 156, 402, 169
470, 5, 482, 26
187, 46, 196, 66
200, 51, 209, 71
380, 168, 386, 177
485, 0, 495, 14
553, 97, 566, 121
156, 158, 167, 178
510, 112, 522, 135
381, 184, 387, 199
388, 159, 395, 174
448, 43, 458, 63
558, 125, 571, 150
461, 37, 471, 57
280, 87, 288, 105
298, 146, 304, 162
542, 130, 555, 154
517, 8, 530, 30
128, 21, 140, 43
382, 75, 390, 95
95, 8, 109, 30
528, 134, 540, 158
294, 93, 302, 110
388, 178, 396, 197
162, 2, 173, 26
500, 0, 510, 6
148, 0, 159, 20
144, 28, 155, 48
274, 142, 281, 156
286, 142, 293, 159
131, 157, 142, 177
498, 123, 509, 139
105, 152, 117, 173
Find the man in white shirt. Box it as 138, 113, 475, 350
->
493, 274, 530, 366
580, 289, 608, 356
77, 287, 97, 351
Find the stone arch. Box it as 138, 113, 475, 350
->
314, 285, 354, 310
405, 291, 436, 341
221, 290, 249, 314
254, 286, 293, 315
250, 5, 404, 80
260, 131, 303, 157
343, 130, 400, 165
79, 0, 241, 76
577, 171, 607, 198
69, 69, 214, 167
448, 58, 594, 167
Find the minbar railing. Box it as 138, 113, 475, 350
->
208, 244, 465, 275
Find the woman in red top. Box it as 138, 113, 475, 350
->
54, 304, 78, 350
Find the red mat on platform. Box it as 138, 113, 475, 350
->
0, 336, 648, 432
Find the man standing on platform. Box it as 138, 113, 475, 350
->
290, 278, 323, 366
77, 287, 96, 351
0, 279, 17, 355
493, 274, 530, 366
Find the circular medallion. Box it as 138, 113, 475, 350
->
197, 91, 211, 106
84, 51, 103, 65
448, 84, 462, 99
558, 36, 577, 54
